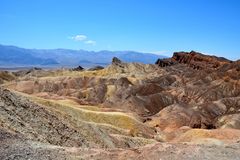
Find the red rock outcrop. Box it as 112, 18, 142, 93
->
156, 51, 232, 70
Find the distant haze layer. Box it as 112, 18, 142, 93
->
0, 44, 166, 69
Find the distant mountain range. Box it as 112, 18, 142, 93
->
0, 44, 167, 68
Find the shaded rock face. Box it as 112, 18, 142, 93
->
104, 83, 174, 116
112, 57, 122, 65
155, 59, 175, 67
72, 65, 84, 71
112, 57, 126, 68
88, 66, 104, 71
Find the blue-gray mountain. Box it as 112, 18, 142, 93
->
0, 44, 167, 68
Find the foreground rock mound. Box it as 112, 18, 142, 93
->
0, 88, 87, 147
1, 134, 240, 160
0, 88, 155, 149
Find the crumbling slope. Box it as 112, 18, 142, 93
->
0, 88, 155, 149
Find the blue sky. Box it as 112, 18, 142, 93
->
0, 0, 240, 60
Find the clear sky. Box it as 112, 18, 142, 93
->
0, 0, 239, 60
